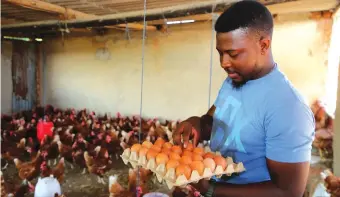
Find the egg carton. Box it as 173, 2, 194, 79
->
120, 148, 246, 189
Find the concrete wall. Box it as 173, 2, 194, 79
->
1, 41, 13, 114
331, 7, 340, 176
43, 12, 332, 120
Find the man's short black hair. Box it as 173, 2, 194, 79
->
215, 0, 273, 36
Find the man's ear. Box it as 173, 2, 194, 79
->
260, 36, 271, 54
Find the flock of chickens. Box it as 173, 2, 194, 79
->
1, 104, 339, 197
1, 105, 179, 197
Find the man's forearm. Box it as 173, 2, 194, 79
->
212, 181, 293, 197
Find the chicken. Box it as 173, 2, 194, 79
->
123, 131, 141, 147
72, 148, 88, 174
1, 138, 28, 162
14, 151, 43, 182
73, 122, 90, 140
25, 137, 40, 159
108, 168, 148, 197
101, 133, 123, 160
1, 171, 35, 197
84, 150, 112, 184
40, 157, 65, 183
58, 127, 75, 146
57, 141, 74, 169
40, 135, 60, 165
322, 170, 340, 197
147, 120, 167, 142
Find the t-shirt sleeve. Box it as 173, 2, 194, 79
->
265, 102, 315, 163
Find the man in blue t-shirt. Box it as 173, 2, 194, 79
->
172, 1, 315, 197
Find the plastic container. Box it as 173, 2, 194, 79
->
143, 192, 169, 197
37, 121, 54, 143
34, 176, 61, 197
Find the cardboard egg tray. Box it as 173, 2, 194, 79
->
120, 147, 246, 189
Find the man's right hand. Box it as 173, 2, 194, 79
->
172, 116, 201, 148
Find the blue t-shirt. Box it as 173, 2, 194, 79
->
210, 64, 315, 184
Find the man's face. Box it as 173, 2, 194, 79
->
216, 29, 264, 88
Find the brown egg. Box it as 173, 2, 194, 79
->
203, 158, 216, 172
139, 147, 149, 156
169, 152, 181, 161
182, 150, 193, 157
214, 156, 227, 170
161, 148, 171, 155
166, 159, 180, 170
190, 161, 205, 176
193, 147, 204, 156
192, 153, 203, 161
163, 142, 173, 149
154, 137, 165, 148
156, 153, 169, 165
150, 145, 161, 153
131, 144, 142, 152
203, 152, 216, 159
171, 145, 183, 155
176, 164, 192, 179
142, 141, 153, 149
179, 155, 192, 165
146, 149, 159, 160
184, 143, 194, 151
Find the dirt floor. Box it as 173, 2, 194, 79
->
2, 150, 332, 197
2, 158, 172, 197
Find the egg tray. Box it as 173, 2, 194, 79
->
120, 148, 246, 189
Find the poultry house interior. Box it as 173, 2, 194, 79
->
1, 0, 340, 197
1, 105, 177, 196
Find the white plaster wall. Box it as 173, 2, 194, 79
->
331, 7, 340, 177
44, 13, 331, 120
1, 41, 13, 114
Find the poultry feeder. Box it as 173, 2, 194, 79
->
37, 121, 54, 143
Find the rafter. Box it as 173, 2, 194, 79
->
1, 17, 23, 25
4, 0, 93, 19
2, 0, 338, 34
4, 0, 156, 30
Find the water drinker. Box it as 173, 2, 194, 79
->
34, 176, 61, 197
143, 192, 169, 197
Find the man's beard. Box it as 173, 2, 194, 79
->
232, 80, 246, 89
230, 64, 259, 89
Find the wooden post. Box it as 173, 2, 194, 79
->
333, 62, 340, 176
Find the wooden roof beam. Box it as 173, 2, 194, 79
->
146, 0, 339, 25
1, 17, 24, 25
4, 0, 156, 30
4, 0, 94, 19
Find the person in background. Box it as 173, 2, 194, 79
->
172, 1, 315, 197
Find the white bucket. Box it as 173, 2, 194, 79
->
143, 192, 169, 197
34, 176, 62, 197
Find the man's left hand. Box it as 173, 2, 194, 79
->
191, 179, 210, 195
